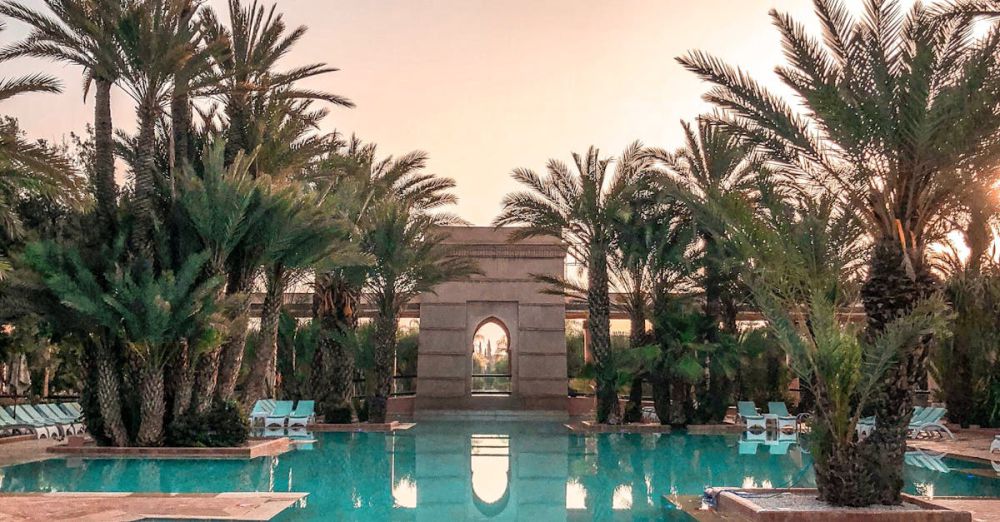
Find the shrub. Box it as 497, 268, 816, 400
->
167, 400, 249, 447
322, 401, 354, 424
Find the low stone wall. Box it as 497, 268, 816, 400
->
714, 488, 971, 522
310, 421, 415, 432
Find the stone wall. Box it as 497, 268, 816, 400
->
415, 227, 568, 414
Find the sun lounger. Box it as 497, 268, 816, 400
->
22, 404, 75, 437
287, 400, 315, 428
737, 401, 766, 432
0, 408, 41, 438
908, 407, 954, 440
4, 406, 59, 439
249, 399, 276, 427
38, 404, 84, 435
766, 402, 799, 432
264, 400, 294, 427
738, 439, 761, 455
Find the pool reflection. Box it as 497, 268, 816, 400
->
1, 422, 998, 521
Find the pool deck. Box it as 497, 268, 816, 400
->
909, 427, 999, 463
46, 436, 292, 459
0, 492, 307, 521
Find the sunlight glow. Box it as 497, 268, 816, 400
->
392, 477, 417, 508
566, 480, 587, 510
612, 484, 633, 510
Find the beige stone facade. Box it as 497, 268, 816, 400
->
415, 227, 568, 415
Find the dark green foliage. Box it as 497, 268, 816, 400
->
734, 328, 791, 408
276, 311, 318, 400
167, 400, 249, 447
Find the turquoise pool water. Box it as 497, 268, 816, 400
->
1, 422, 998, 520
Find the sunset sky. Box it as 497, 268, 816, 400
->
3, 0, 836, 224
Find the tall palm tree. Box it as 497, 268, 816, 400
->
648, 118, 762, 335
495, 147, 655, 423
363, 198, 478, 423
677, 0, 1000, 502
202, 0, 353, 400
241, 186, 355, 406
308, 138, 458, 421
199, 0, 354, 169
0, 1, 124, 230
113, 0, 217, 257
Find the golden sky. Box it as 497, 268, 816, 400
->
3, 0, 838, 224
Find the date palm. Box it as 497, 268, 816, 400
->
200, 0, 354, 168
364, 198, 478, 423
678, 0, 1000, 502
113, 0, 218, 257
495, 146, 656, 423
0, 1, 124, 230
648, 118, 762, 335
308, 138, 456, 421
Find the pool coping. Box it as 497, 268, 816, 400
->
565, 421, 672, 433
46, 436, 292, 459
712, 488, 972, 521
310, 421, 416, 432
0, 492, 308, 521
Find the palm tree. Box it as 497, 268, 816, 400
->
677, 0, 1000, 502
0, 1, 124, 230
199, 0, 354, 168
113, 0, 218, 257
241, 186, 355, 406
363, 198, 478, 423
202, 0, 353, 400
495, 147, 655, 423
175, 140, 260, 414
308, 139, 458, 422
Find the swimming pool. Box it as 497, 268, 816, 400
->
1, 422, 997, 520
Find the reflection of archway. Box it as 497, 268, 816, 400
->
471, 317, 511, 394
470, 434, 511, 517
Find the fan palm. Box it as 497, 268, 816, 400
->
677, 0, 1000, 502
495, 146, 656, 423
0, 1, 124, 229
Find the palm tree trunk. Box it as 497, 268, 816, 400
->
369, 308, 397, 424
170, 76, 192, 173
860, 238, 925, 505
623, 305, 647, 423
137, 362, 166, 447
95, 340, 129, 446
216, 305, 250, 402
133, 98, 159, 258
93, 78, 117, 232
171, 339, 195, 417
312, 272, 359, 422
814, 439, 879, 506
588, 244, 619, 424
243, 268, 285, 407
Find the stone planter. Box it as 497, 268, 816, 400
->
713, 488, 971, 522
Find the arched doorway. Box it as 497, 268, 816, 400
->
471, 318, 511, 394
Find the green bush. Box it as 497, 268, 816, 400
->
167, 400, 249, 447
322, 401, 354, 424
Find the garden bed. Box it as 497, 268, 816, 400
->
712, 488, 971, 521
310, 421, 415, 432
46, 437, 291, 459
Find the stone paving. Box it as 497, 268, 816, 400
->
0, 436, 59, 467
909, 427, 1000, 463
0, 492, 307, 521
